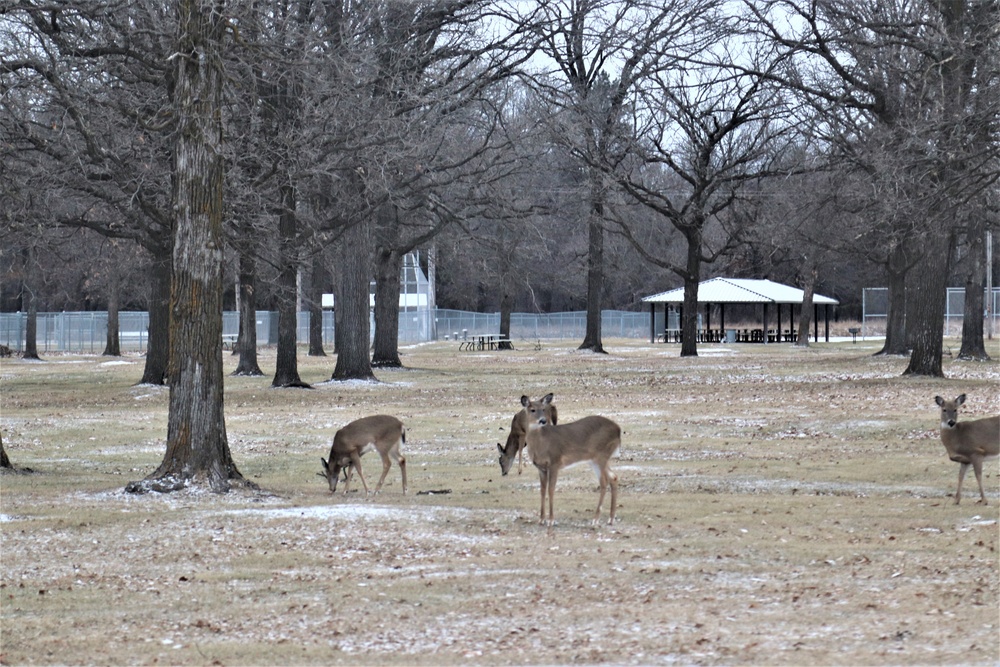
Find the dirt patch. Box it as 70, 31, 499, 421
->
1, 339, 998, 665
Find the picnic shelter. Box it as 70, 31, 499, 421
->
642, 277, 840, 344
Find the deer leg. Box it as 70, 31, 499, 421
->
594, 469, 608, 525
350, 451, 371, 497
374, 453, 392, 495
972, 458, 987, 505
955, 462, 970, 505
537, 466, 548, 524
517, 442, 523, 475
608, 469, 619, 525
546, 467, 559, 526
397, 453, 407, 495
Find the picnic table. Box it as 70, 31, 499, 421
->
459, 334, 514, 351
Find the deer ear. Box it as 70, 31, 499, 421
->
497, 443, 504, 454
542, 393, 553, 404
956, 394, 967, 405
321, 458, 329, 472
521, 395, 529, 407
935, 396, 945, 407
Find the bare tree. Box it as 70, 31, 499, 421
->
744, 0, 999, 376
128, 0, 245, 494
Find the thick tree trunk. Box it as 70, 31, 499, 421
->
272, 182, 309, 388
795, 266, 816, 348
308, 250, 327, 357
958, 222, 989, 361
0, 431, 11, 470
372, 245, 403, 368
332, 217, 376, 381
139, 250, 171, 385
578, 216, 606, 353
679, 229, 702, 358
21, 247, 40, 360
128, 0, 244, 494
903, 231, 952, 377
876, 246, 910, 356
233, 252, 263, 376
102, 284, 121, 356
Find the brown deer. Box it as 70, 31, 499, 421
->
934, 394, 999, 505
497, 393, 558, 476
521, 394, 621, 526
320, 415, 407, 496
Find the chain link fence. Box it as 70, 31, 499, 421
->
0, 309, 649, 354
862, 287, 1000, 337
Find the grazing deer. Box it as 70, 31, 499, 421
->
934, 394, 999, 505
320, 415, 407, 496
521, 394, 621, 526
497, 393, 558, 476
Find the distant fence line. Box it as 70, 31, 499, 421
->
0, 309, 649, 354
861, 287, 1000, 338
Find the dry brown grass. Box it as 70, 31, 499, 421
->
1, 337, 998, 666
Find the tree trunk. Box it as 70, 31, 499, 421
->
876, 245, 910, 356
578, 215, 606, 353
233, 251, 263, 376
139, 250, 171, 385
795, 266, 816, 348
372, 244, 403, 368
903, 230, 952, 377
308, 250, 327, 357
0, 431, 11, 470
128, 0, 244, 494
102, 283, 121, 356
21, 247, 40, 361
332, 217, 376, 381
679, 228, 702, 358
957, 221, 989, 361
272, 182, 309, 388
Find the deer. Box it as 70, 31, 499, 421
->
520, 394, 621, 526
497, 393, 558, 476
320, 415, 407, 496
934, 394, 999, 505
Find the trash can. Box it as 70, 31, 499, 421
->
725, 329, 737, 344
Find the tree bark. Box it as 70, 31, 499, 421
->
128, 0, 244, 494
578, 214, 606, 353
876, 245, 911, 356
957, 220, 989, 361
308, 250, 327, 357
0, 431, 12, 470
372, 244, 404, 368
21, 247, 40, 361
903, 230, 952, 377
679, 227, 702, 358
102, 283, 121, 356
271, 182, 309, 388
332, 217, 376, 381
233, 251, 263, 376
795, 265, 817, 348
139, 249, 171, 385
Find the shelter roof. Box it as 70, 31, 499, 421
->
642, 278, 839, 305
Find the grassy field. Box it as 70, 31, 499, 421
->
1, 337, 998, 666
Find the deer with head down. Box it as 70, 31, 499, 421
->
320, 415, 407, 496
497, 393, 557, 476
934, 394, 999, 505
521, 394, 621, 526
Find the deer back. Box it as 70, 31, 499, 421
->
527, 416, 620, 468
330, 415, 404, 460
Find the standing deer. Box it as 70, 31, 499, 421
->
934, 394, 999, 505
521, 394, 621, 526
320, 415, 407, 496
497, 393, 558, 476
